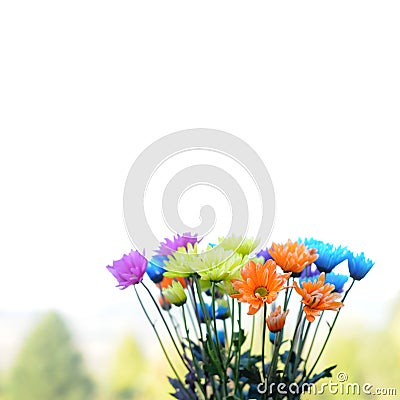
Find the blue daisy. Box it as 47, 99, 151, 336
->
347, 252, 374, 281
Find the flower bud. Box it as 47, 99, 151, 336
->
162, 281, 187, 307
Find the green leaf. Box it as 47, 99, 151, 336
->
280, 349, 296, 365
203, 363, 220, 376
239, 366, 262, 384
203, 336, 224, 377
232, 328, 246, 349
307, 365, 337, 384
248, 383, 263, 399
239, 352, 262, 369
183, 338, 203, 361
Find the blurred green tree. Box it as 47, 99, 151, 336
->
108, 334, 182, 400
0, 373, 7, 400
109, 335, 147, 399
8, 311, 93, 400
308, 296, 400, 399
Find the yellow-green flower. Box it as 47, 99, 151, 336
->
196, 247, 246, 282
163, 243, 200, 278
199, 279, 211, 292
249, 255, 265, 264
163, 240, 250, 282
218, 235, 260, 256
217, 279, 237, 296
162, 280, 187, 307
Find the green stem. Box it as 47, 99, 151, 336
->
283, 303, 303, 378
194, 276, 226, 398
292, 317, 309, 381
227, 298, 235, 364
189, 279, 205, 344
141, 281, 190, 371
283, 278, 293, 311
167, 308, 184, 349
212, 282, 227, 396
261, 304, 267, 383
305, 279, 356, 382
134, 286, 195, 400
182, 305, 206, 398
212, 282, 223, 351
188, 307, 201, 342
247, 315, 256, 368
210, 376, 220, 400
223, 319, 228, 347
233, 303, 242, 396
303, 310, 324, 379
268, 329, 282, 381
185, 279, 200, 341
299, 320, 311, 358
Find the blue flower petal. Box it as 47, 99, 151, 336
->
347, 252, 374, 281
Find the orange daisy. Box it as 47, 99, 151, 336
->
231, 260, 291, 315
158, 276, 187, 290
269, 239, 318, 275
293, 273, 344, 322
266, 306, 289, 333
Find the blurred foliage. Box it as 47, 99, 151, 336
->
0, 374, 6, 400
107, 335, 174, 399
1, 299, 399, 399
109, 335, 147, 399
7, 312, 93, 400
307, 296, 400, 399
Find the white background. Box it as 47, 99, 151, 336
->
1, 1, 399, 330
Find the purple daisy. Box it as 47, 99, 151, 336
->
257, 247, 273, 261
299, 264, 321, 285
155, 232, 200, 257
107, 250, 148, 289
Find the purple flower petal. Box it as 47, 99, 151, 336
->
106, 250, 148, 289
155, 232, 200, 257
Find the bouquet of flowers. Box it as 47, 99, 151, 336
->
106, 234, 374, 399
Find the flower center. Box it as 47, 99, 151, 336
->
255, 287, 269, 297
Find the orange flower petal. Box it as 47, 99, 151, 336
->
230, 260, 291, 315
295, 272, 344, 322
